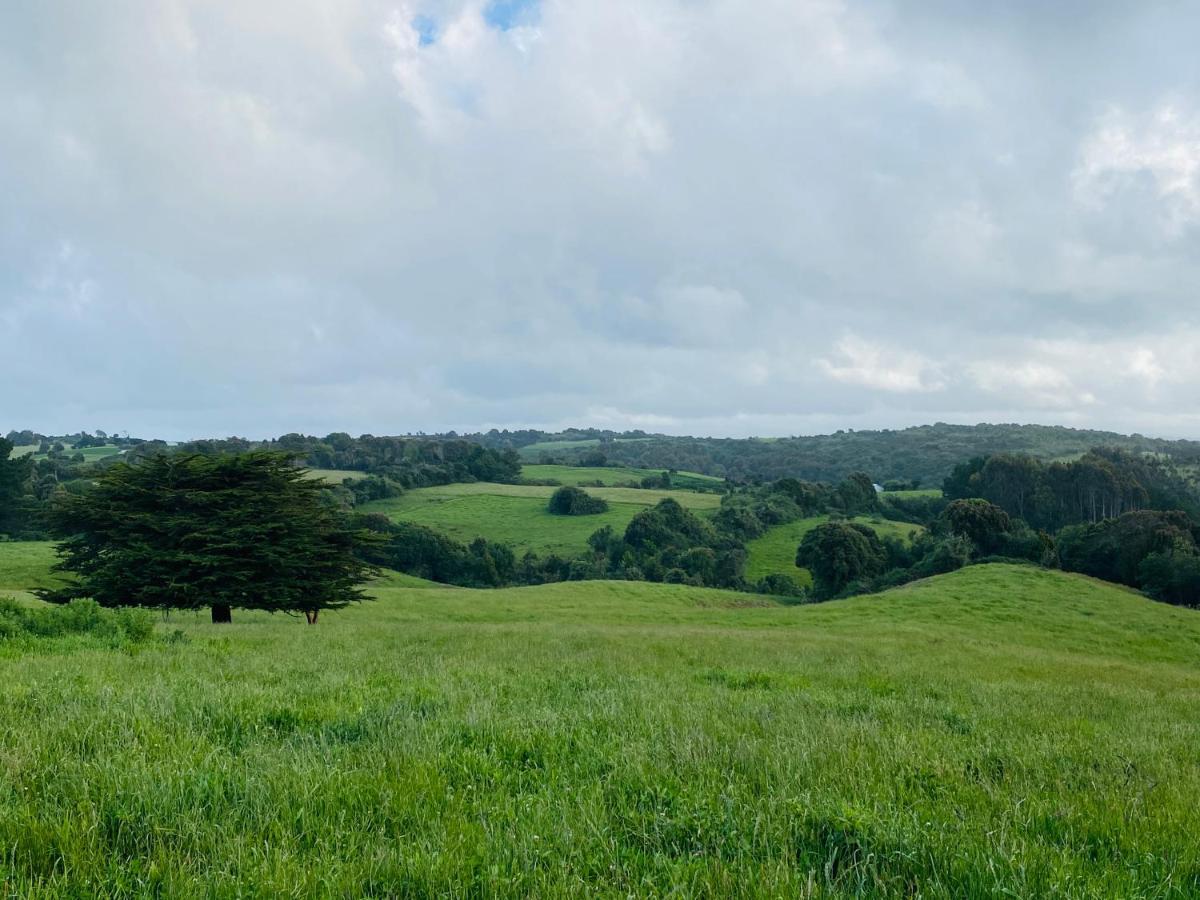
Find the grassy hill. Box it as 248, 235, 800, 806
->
745, 515, 924, 587
522, 464, 723, 491
362, 482, 721, 556
0, 559, 1197, 894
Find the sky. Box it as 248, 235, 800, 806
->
3, 0, 1200, 441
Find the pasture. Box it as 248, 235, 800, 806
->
521, 464, 722, 491
303, 468, 368, 484
745, 515, 924, 587
0, 555, 1198, 895
362, 482, 721, 557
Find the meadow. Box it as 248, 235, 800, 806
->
522, 464, 723, 491
0, 550, 1198, 896
362, 482, 721, 556
744, 516, 925, 587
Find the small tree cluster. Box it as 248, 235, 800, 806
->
548, 486, 609, 516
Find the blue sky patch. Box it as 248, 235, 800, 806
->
484, 0, 539, 31
412, 14, 437, 46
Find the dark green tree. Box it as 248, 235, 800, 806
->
547, 485, 609, 515
943, 498, 1012, 555
0, 439, 33, 537
796, 522, 887, 598
41, 452, 374, 624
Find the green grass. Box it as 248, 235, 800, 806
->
10, 444, 38, 458
745, 516, 924, 586
518, 437, 653, 459
882, 488, 943, 500
0, 556, 1199, 895
0, 541, 69, 594
363, 482, 721, 557
18, 444, 123, 463
304, 468, 367, 484
522, 464, 721, 489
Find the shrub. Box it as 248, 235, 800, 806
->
0, 597, 156, 645
755, 573, 806, 600
548, 486, 610, 516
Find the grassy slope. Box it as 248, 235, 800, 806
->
303, 468, 368, 484
744, 515, 924, 586
362, 482, 721, 557
522, 464, 722, 488
0, 541, 68, 594
0, 561, 1197, 895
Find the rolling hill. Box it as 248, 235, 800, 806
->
0, 557, 1197, 894
360, 481, 721, 556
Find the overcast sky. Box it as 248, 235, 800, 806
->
3, 1, 1200, 440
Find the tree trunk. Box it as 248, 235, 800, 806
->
211, 604, 232, 624
304, 610, 319, 625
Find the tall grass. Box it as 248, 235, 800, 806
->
0, 560, 1197, 895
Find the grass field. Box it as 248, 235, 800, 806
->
362, 482, 721, 557
521, 464, 723, 490
12, 444, 124, 463
304, 468, 368, 484
517, 437, 653, 459
882, 488, 943, 500
0, 541, 69, 594
745, 516, 925, 586
0, 552, 1198, 895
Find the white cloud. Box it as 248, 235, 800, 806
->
4, 2, 1200, 438
817, 335, 945, 394
1074, 102, 1200, 234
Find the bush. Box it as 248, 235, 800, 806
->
755, 573, 807, 600
0, 597, 156, 645
547, 486, 610, 516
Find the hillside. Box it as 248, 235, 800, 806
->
361, 481, 721, 557
1, 557, 1198, 894
744, 515, 924, 587
475, 422, 1200, 485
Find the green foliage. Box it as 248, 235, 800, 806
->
480, 422, 1200, 485
41, 452, 374, 621
1058, 509, 1198, 589
0, 596, 154, 644
835, 472, 880, 516
944, 449, 1198, 530
796, 522, 888, 598
547, 486, 610, 516
1138, 551, 1200, 607
754, 573, 807, 600
0, 438, 34, 537
943, 498, 1012, 555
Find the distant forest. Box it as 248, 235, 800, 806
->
456, 423, 1200, 486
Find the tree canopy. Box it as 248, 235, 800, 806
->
41, 451, 374, 623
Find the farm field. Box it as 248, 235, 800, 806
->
745, 515, 925, 586
0, 540, 68, 595
521, 464, 723, 490
362, 482, 721, 556
517, 437, 653, 459
882, 488, 943, 500
303, 468, 368, 484
0, 557, 1198, 895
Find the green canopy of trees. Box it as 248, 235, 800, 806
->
41, 452, 374, 624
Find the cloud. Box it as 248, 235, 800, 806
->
817, 336, 945, 394
2, 1, 1200, 439
1074, 102, 1200, 235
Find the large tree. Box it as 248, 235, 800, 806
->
41, 451, 374, 623
796, 521, 887, 598
0, 439, 32, 537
